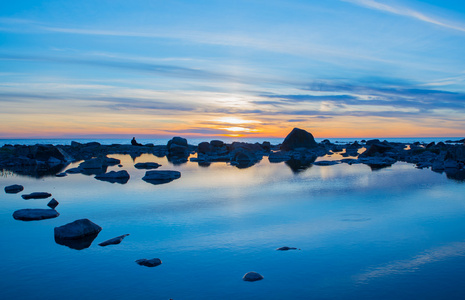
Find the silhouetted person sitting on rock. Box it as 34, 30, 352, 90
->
131, 137, 142, 146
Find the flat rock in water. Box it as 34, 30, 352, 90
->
22, 192, 52, 200
142, 170, 181, 184
136, 258, 162, 267
95, 170, 130, 184
313, 160, 339, 166
56, 172, 67, 177
54, 218, 102, 240
243, 272, 264, 282
5, 184, 24, 194
13, 208, 59, 221
134, 162, 161, 169
98, 234, 130, 246
47, 198, 59, 209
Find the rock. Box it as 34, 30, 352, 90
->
54, 219, 102, 240
95, 170, 130, 184
360, 143, 393, 157
276, 246, 298, 251
55, 233, 100, 250
280, 128, 318, 151
313, 160, 339, 166
167, 137, 189, 157
136, 258, 162, 267
66, 167, 82, 174
243, 271, 264, 282
47, 198, 59, 209
142, 170, 181, 184
13, 209, 59, 221
98, 234, 130, 246
22, 192, 52, 200
4, 184, 24, 194
444, 159, 459, 169
134, 162, 161, 169
197, 142, 212, 154
55, 172, 67, 177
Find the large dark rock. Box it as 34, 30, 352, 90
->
142, 170, 181, 184
13, 208, 59, 221
243, 271, 264, 282
54, 219, 102, 240
5, 184, 24, 194
22, 192, 52, 200
280, 128, 318, 151
167, 137, 189, 158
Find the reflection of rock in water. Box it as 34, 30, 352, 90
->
285, 158, 314, 173
55, 233, 100, 250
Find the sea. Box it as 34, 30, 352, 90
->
1, 137, 465, 299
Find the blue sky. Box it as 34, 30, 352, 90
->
1, 0, 465, 138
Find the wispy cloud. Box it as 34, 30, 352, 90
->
342, 0, 465, 33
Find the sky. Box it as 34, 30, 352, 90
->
1, 0, 465, 139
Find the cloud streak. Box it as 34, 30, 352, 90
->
342, 0, 465, 33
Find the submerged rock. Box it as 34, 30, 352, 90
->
4, 184, 24, 194
54, 218, 102, 240
136, 258, 162, 267
13, 208, 59, 221
243, 271, 264, 282
142, 170, 181, 184
95, 170, 130, 184
98, 234, 130, 246
134, 162, 162, 169
134, 162, 161, 169
47, 198, 59, 209
21, 192, 52, 200
276, 246, 298, 251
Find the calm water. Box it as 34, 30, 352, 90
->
1, 148, 465, 299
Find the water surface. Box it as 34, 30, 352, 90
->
1, 153, 465, 299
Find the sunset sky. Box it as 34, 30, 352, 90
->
1, 0, 465, 139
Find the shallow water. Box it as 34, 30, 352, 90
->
1, 153, 465, 299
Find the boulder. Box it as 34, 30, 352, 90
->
47, 198, 59, 209
142, 170, 181, 184
98, 234, 130, 246
167, 137, 189, 157
22, 192, 52, 200
4, 184, 24, 194
243, 271, 264, 282
280, 128, 318, 151
197, 142, 212, 154
13, 208, 59, 221
95, 170, 130, 184
136, 258, 162, 267
54, 219, 102, 240
134, 162, 161, 169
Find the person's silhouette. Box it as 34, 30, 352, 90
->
131, 137, 142, 146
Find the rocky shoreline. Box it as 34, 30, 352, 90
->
1, 128, 464, 180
